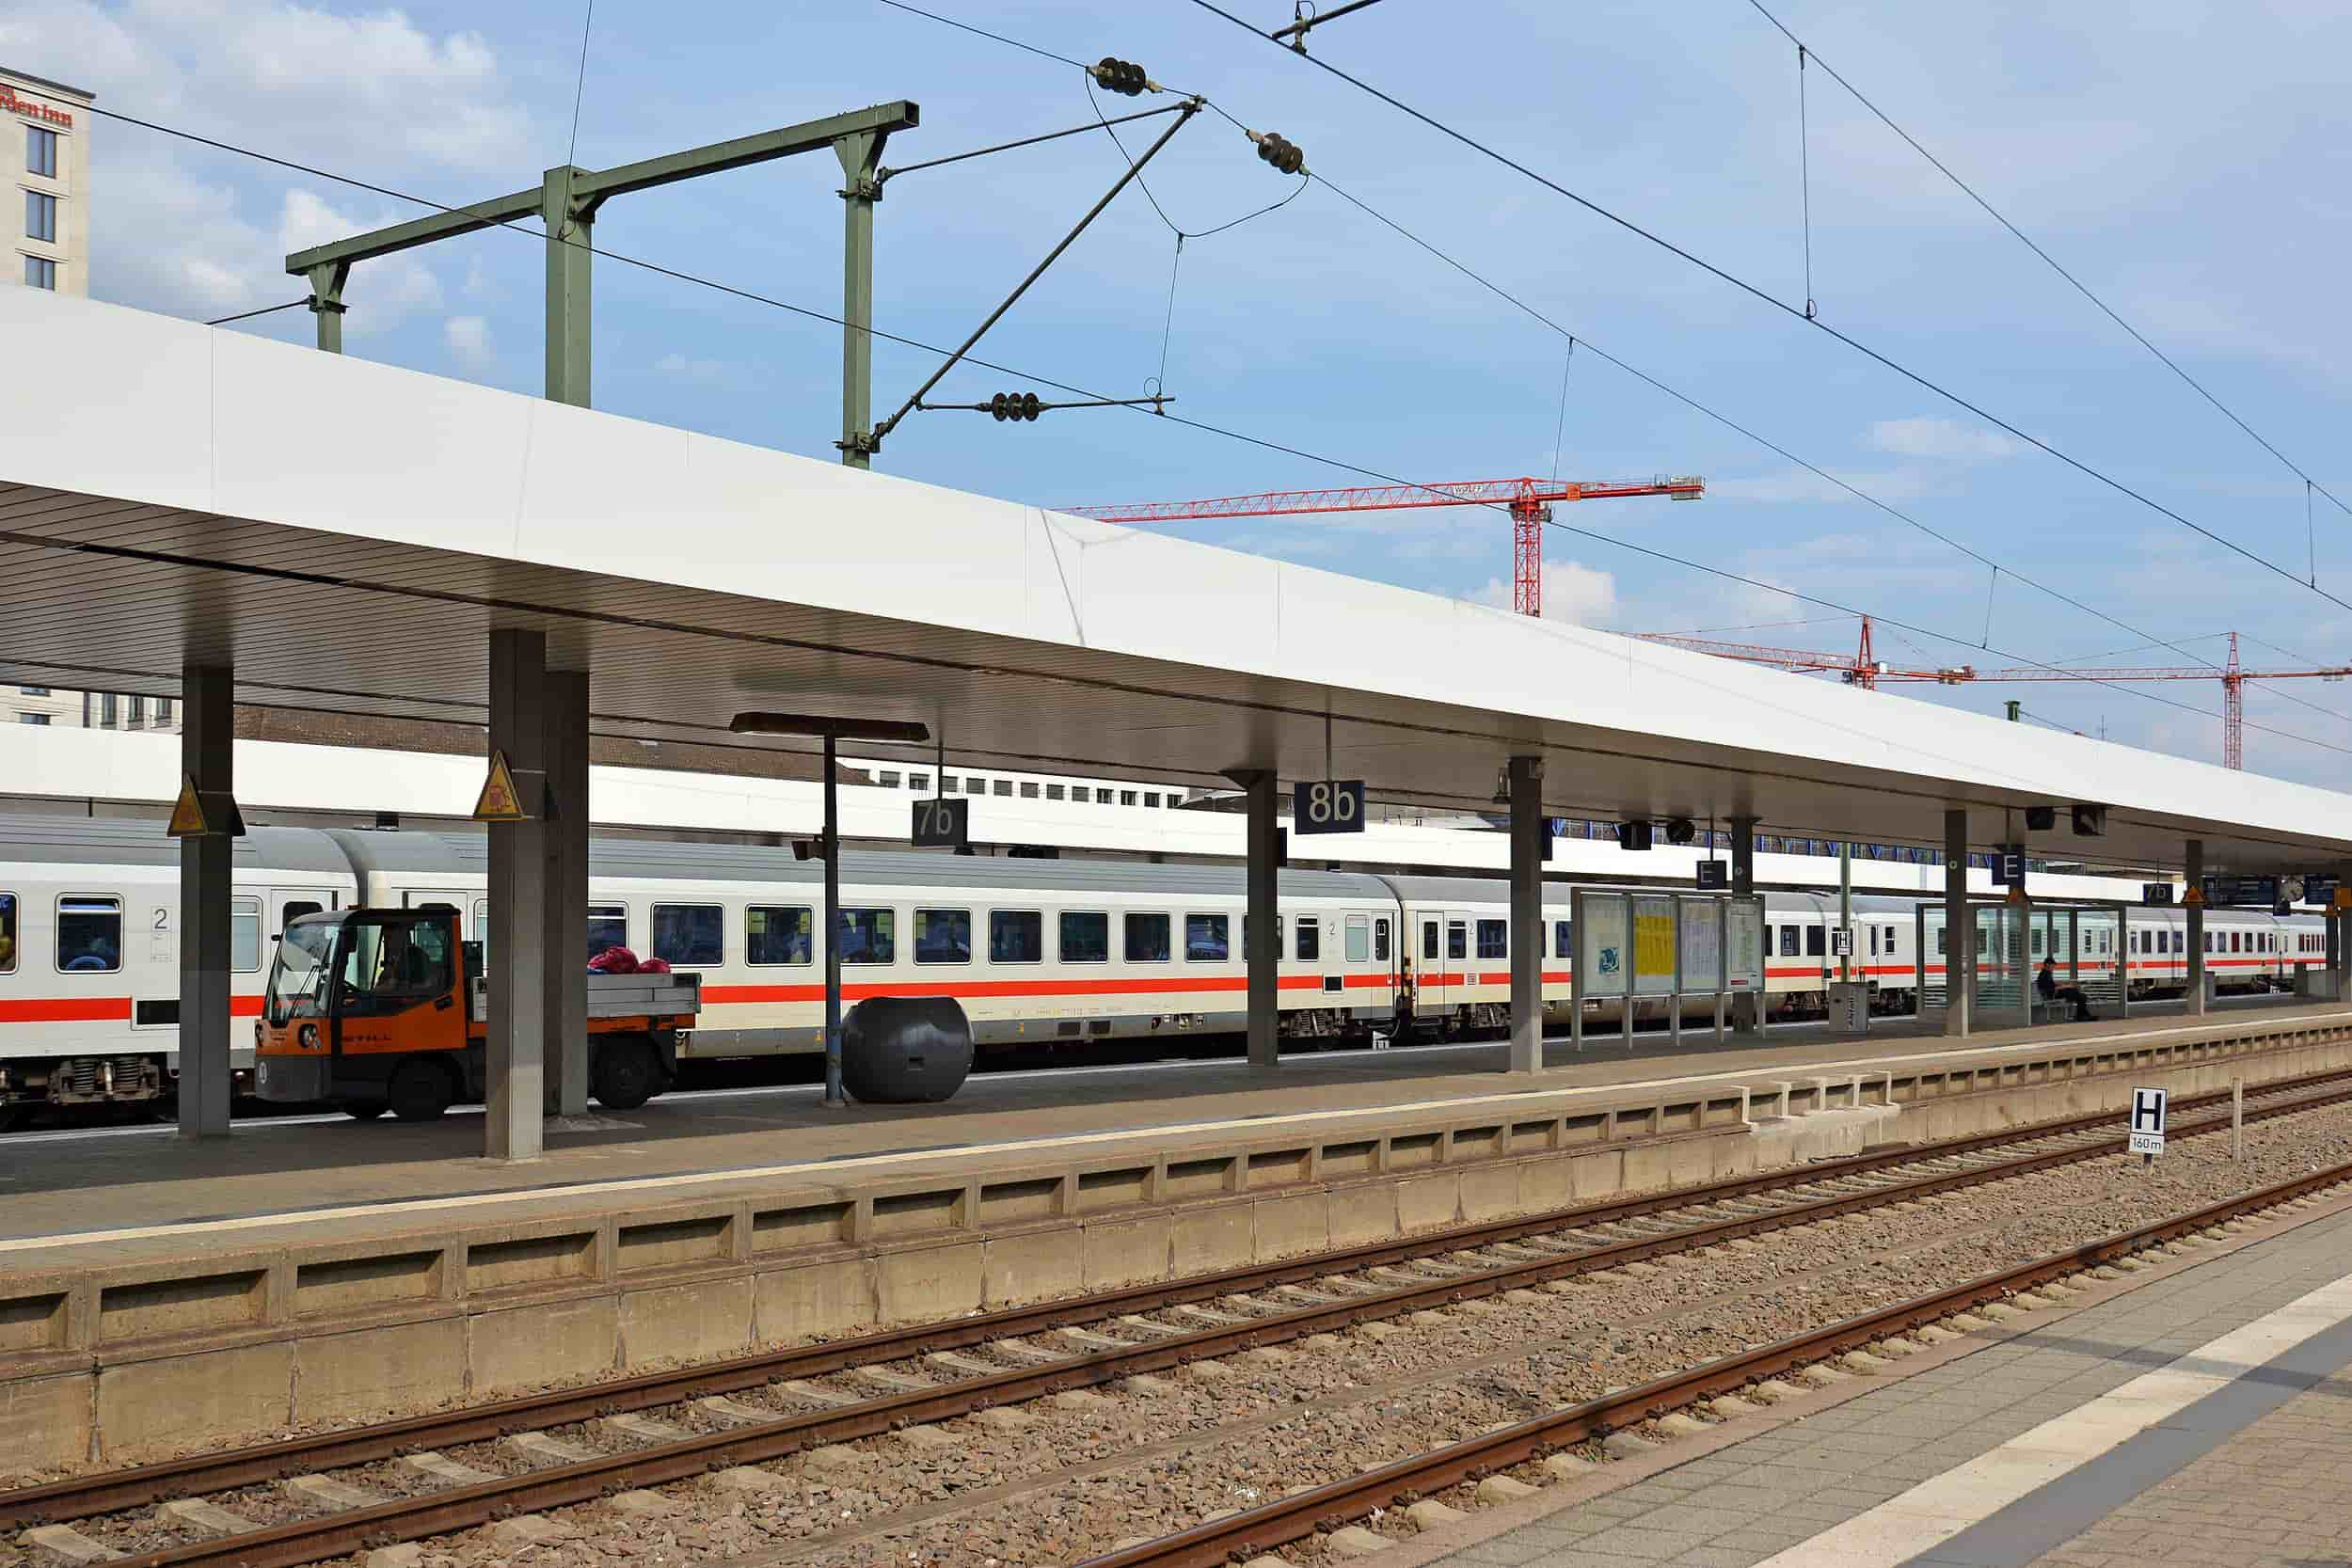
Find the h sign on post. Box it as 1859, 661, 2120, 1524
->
1294, 779, 1365, 834
2128, 1085, 2168, 1158
912, 796, 970, 847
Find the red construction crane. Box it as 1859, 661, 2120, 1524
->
1961, 633, 2352, 771
1063, 475, 1705, 618
1640, 620, 2352, 770
1636, 615, 1972, 689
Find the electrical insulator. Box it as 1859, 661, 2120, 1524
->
1253, 130, 1306, 175
991, 392, 1042, 422
1093, 57, 1149, 95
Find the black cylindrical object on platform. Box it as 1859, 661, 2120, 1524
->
841, 996, 975, 1103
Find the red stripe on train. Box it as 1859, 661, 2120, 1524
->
0, 997, 265, 1023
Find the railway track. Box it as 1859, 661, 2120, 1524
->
8, 1068, 2349, 1568
1076, 1155, 2352, 1568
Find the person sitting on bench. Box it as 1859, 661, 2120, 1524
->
2037, 958, 2097, 1022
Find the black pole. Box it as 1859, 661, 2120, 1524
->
823, 731, 844, 1105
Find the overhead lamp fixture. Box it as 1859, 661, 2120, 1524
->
729, 712, 930, 743
726, 710, 930, 1108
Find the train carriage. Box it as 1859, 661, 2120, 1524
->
0, 816, 356, 1121
323, 831, 1406, 1056
0, 810, 2332, 1117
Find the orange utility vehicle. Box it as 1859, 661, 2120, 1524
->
254, 906, 699, 1120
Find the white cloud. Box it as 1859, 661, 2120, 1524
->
1864, 418, 2026, 461
443, 313, 490, 368
278, 188, 442, 332
654, 352, 728, 380
1706, 467, 1935, 504
1470, 558, 1619, 626
0, 0, 525, 325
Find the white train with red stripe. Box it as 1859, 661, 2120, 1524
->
0, 816, 2327, 1117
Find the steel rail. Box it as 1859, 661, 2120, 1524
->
8, 1066, 2345, 1532
1073, 1157, 2352, 1568
48, 1076, 2352, 1568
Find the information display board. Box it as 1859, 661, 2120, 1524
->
1632, 895, 1678, 996
1677, 898, 1724, 993
1725, 899, 1765, 990
1579, 893, 1629, 997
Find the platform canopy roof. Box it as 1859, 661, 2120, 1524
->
1, 288, 2345, 877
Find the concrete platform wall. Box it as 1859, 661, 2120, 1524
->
4, 1017, 2346, 1472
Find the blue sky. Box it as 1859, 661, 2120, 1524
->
9, 0, 2352, 782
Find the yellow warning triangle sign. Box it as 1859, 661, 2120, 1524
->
472, 750, 530, 821
167, 774, 211, 837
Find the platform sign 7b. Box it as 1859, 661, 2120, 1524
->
1294, 779, 1365, 834
912, 796, 970, 848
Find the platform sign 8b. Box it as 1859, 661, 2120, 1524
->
1294, 779, 1366, 835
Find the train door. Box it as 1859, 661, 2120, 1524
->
1416, 913, 1445, 1013
1444, 911, 1471, 997
402, 889, 469, 939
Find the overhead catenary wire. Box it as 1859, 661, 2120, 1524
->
1304, 169, 2263, 688
81, 103, 2352, 766
204, 299, 310, 326
564, 0, 596, 169
1548, 338, 1576, 483
1178, 0, 2352, 624
1795, 43, 1815, 318
1740, 0, 2352, 533
850, 4, 2352, 755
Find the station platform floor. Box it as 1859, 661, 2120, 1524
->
0, 994, 2337, 1273
1414, 1176, 2352, 1568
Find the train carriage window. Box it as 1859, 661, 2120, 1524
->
915, 909, 973, 964
1020, 782, 1040, 800
1243, 915, 1281, 961
651, 904, 723, 966
586, 903, 628, 963
56, 896, 121, 972
1375, 918, 1391, 962
1186, 913, 1230, 961
1297, 917, 1321, 962
1779, 925, 1800, 958
1476, 919, 1506, 960
0, 892, 14, 973
1447, 922, 1468, 962
990, 911, 1042, 964
747, 905, 814, 966
1805, 926, 1825, 958
1554, 919, 1571, 961
1060, 911, 1109, 963
1344, 916, 1370, 964
1124, 912, 1171, 963
995, 780, 1014, 798
1046, 784, 1065, 800
838, 909, 896, 965
231, 897, 262, 973
1422, 923, 1439, 961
